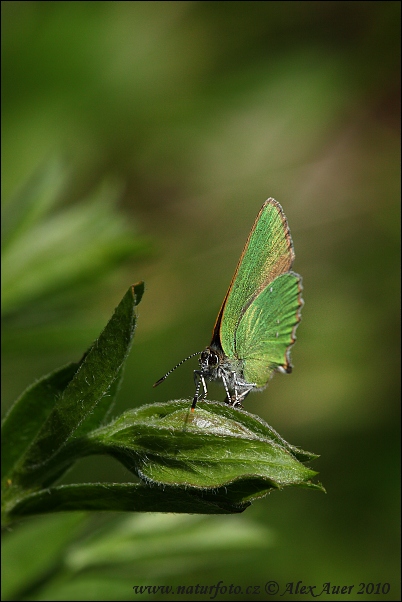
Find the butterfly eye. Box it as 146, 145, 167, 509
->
200, 350, 209, 362
208, 351, 219, 366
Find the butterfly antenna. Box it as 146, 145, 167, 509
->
153, 352, 201, 387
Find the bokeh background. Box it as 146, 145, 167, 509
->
2, 2, 400, 600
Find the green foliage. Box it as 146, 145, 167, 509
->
2, 159, 148, 318
2, 280, 322, 527
2, 513, 274, 601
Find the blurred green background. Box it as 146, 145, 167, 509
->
1, 1, 400, 600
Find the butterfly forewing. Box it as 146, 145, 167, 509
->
217, 199, 295, 358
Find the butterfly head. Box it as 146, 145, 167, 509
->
199, 346, 223, 379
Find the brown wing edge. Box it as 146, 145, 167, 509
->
280, 272, 304, 374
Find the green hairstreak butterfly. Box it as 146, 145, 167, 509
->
154, 198, 303, 411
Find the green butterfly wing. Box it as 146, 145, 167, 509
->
234, 272, 303, 387
216, 199, 297, 356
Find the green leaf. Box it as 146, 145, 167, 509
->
73, 365, 124, 437
83, 400, 323, 493
63, 513, 272, 571
1, 513, 87, 602
165, 400, 318, 463
1, 362, 79, 484
2, 283, 144, 493
6, 399, 323, 518
2, 512, 273, 600
9, 477, 321, 519
1, 157, 67, 251
8, 483, 248, 517
1, 162, 149, 317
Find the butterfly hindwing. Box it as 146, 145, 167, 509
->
234, 272, 303, 388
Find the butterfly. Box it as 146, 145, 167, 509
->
154, 198, 303, 411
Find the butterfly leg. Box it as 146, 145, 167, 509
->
220, 371, 234, 406
192, 370, 208, 410
225, 371, 242, 407
229, 377, 255, 408
220, 370, 245, 407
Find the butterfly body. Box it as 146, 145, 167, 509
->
193, 344, 254, 409
154, 198, 303, 412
